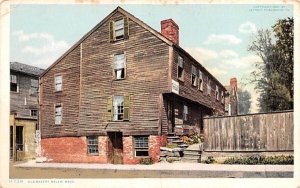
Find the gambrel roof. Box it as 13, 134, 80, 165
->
40, 6, 226, 90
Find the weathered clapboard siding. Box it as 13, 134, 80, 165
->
204, 111, 294, 151
40, 45, 81, 138
40, 11, 170, 138
10, 71, 39, 117
171, 49, 225, 113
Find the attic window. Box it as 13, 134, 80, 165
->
115, 19, 124, 39
177, 55, 184, 81
109, 18, 129, 42
191, 65, 197, 87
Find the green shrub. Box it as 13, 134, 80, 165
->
180, 134, 201, 145
223, 155, 293, 165
166, 143, 177, 149
203, 156, 215, 164
139, 158, 153, 165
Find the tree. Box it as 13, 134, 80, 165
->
248, 17, 293, 112
238, 89, 251, 115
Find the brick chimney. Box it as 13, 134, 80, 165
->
161, 19, 179, 45
230, 77, 237, 94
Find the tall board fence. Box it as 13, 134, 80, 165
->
203, 111, 293, 152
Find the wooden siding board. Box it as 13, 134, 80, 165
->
204, 111, 293, 152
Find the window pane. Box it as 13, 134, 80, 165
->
115, 19, 124, 30
178, 56, 183, 67
192, 65, 196, 75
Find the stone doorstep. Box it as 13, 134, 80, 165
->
183, 153, 201, 156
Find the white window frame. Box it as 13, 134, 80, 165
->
114, 19, 124, 39
177, 55, 184, 81
55, 104, 62, 125
199, 70, 203, 91
114, 53, 126, 80
216, 85, 219, 100
87, 136, 99, 155
134, 136, 149, 157
54, 75, 62, 92
191, 65, 197, 87
10, 74, 18, 92
207, 79, 211, 96
113, 96, 124, 121
221, 91, 224, 104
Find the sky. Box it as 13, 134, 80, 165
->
9, 3, 294, 113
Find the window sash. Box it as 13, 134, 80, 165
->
10, 75, 17, 83
135, 137, 148, 148
87, 136, 98, 154
178, 56, 183, 68
114, 54, 125, 69
55, 76, 62, 91
113, 96, 124, 121
191, 65, 197, 75
55, 105, 62, 124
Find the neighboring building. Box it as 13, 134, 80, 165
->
39, 7, 226, 164
225, 78, 238, 116
10, 62, 44, 161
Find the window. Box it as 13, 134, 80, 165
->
30, 79, 38, 96
113, 96, 124, 121
114, 53, 126, 80
30, 109, 38, 117
207, 79, 211, 96
55, 104, 62, 125
199, 71, 203, 91
87, 136, 99, 155
191, 65, 197, 86
55, 75, 62, 91
183, 105, 188, 121
115, 19, 124, 40
221, 91, 224, 104
107, 95, 130, 121
134, 136, 149, 156
10, 74, 18, 92
16, 126, 23, 151
177, 55, 184, 80
216, 85, 219, 100
109, 18, 129, 41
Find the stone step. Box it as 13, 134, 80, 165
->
172, 140, 183, 144
184, 149, 202, 152
181, 157, 201, 163
184, 152, 201, 156
178, 144, 189, 148
167, 136, 180, 139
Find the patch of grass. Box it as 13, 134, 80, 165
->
223, 155, 293, 165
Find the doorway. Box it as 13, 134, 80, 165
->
107, 132, 123, 164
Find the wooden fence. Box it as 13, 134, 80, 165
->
203, 111, 293, 152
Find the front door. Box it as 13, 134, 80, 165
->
108, 132, 123, 164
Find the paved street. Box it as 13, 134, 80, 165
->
10, 160, 293, 178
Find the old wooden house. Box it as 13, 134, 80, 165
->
39, 7, 226, 164
10, 62, 44, 161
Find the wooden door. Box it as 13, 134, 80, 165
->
108, 132, 123, 164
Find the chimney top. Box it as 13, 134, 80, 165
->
161, 19, 179, 45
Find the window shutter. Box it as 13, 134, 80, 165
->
107, 96, 113, 121
123, 95, 130, 121
124, 17, 129, 39
109, 21, 115, 42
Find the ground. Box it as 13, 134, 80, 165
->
9, 160, 293, 179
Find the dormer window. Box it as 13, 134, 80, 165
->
115, 19, 124, 40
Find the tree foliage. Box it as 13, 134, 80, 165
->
238, 89, 251, 115
248, 17, 293, 112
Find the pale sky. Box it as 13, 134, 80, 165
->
10, 4, 294, 113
